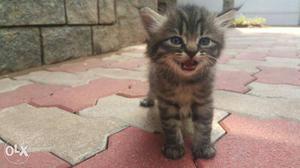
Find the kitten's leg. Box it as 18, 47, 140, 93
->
191, 103, 216, 159
159, 102, 184, 160
140, 90, 155, 107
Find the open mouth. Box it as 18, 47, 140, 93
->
181, 59, 198, 71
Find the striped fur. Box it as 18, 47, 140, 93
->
140, 5, 234, 160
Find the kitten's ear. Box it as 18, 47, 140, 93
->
215, 8, 238, 28
140, 7, 166, 35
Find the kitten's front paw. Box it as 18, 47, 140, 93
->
192, 145, 216, 159
162, 144, 185, 160
140, 98, 154, 107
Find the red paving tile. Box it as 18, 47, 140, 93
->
0, 144, 70, 168
30, 78, 147, 112
75, 127, 196, 168
0, 84, 66, 111
255, 66, 300, 86
117, 80, 148, 98
197, 114, 300, 168
215, 70, 256, 93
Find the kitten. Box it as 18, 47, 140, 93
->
139, 5, 236, 160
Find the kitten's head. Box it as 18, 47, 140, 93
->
140, 5, 236, 80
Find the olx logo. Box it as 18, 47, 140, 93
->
5, 144, 29, 157
4, 143, 30, 165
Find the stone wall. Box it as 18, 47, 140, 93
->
0, 0, 157, 74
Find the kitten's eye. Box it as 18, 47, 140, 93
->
170, 36, 183, 45
199, 37, 211, 46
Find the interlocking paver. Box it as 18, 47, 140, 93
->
17, 67, 147, 88
49, 58, 147, 72
217, 61, 260, 73
217, 55, 234, 64
80, 95, 161, 132
0, 84, 66, 110
16, 71, 90, 87
102, 52, 144, 62
248, 82, 300, 99
75, 127, 196, 168
30, 78, 146, 112
0, 78, 32, 94
104, 58, 147, 71
0, 144, 71, 168
218, 57, 300, 73
197, 114, 300, 168
265, 57, 300, 68
214, 90, 300, 121
48, 58, 115, 73
80, 68, 147, 81
268, 50, 298, 58
0, 104, 127, 165
215, 70, 256, 93
79, 95, 228, 143
235, 51, 267, 61
255, 66, 300, 85
117, 80, 148, 98
118, 44, 146, 53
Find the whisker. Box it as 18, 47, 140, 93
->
206, 55, 217, 62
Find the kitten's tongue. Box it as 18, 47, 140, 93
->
182, 59, 198, 71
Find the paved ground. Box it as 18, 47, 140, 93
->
0, 28, 300, 168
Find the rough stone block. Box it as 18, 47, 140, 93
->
0, 0, 65, 26
116, 0, 147, 47
0, 28, 41, 74
99, 0, 116, 24
93, 25, 120, 54
42, 27, 92, 64
66, 0, 98, 24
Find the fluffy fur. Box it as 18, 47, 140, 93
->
140, 5, 235, 160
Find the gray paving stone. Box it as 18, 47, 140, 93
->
0, 104, 127, 165
16, 68, 147, 87
80, 68, 147, 81
0, 139, 3, 144
216, 62, 260, 73
0, 28, 41, 74
219, 58, 300, 73
102, 52, 145, 62
0, 78, 32, 93
42, 27, 92, 64
79, 95, 228, 143
99, 0, 116, 24
66, 0, 98, 24
264, 57, 300, 68
93, 25, 120, 54
0, 0, 65, 26
16, 71, 89, 87
248, 82, 300, 99
214, 90, 300, 121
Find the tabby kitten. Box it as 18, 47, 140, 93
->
139, 5, 235, 160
